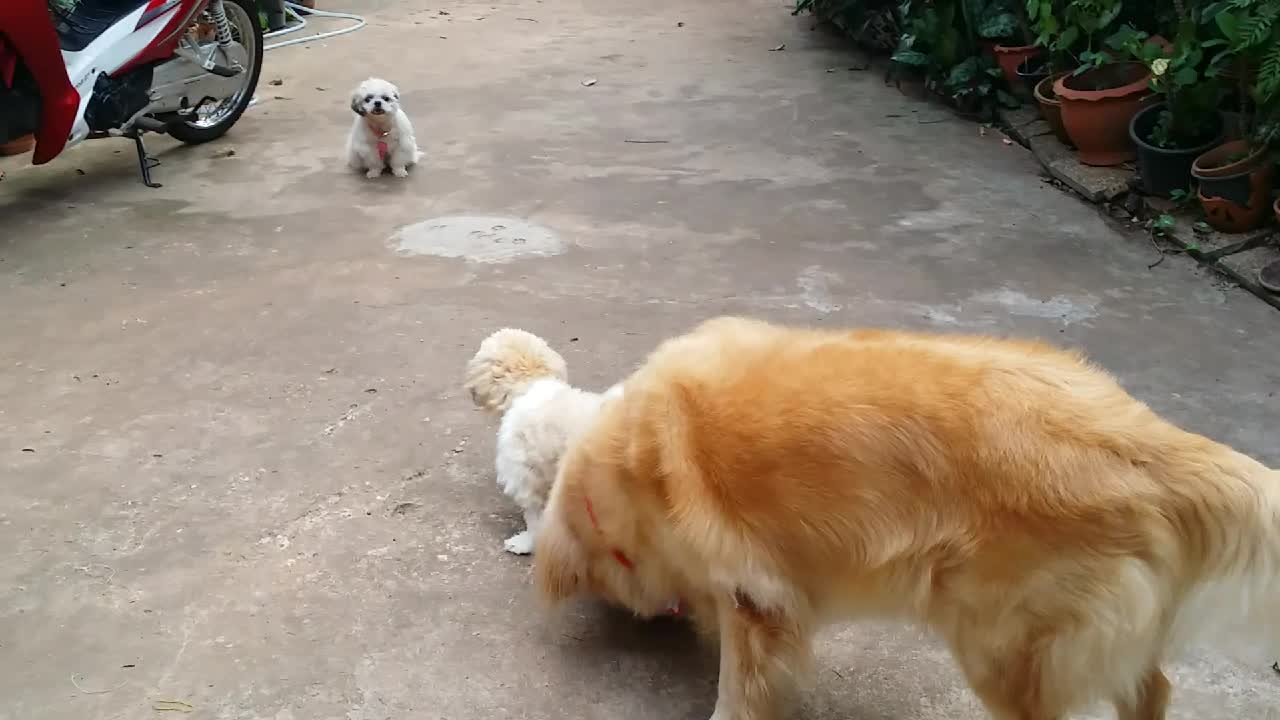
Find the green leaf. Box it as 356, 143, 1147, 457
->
891, 50, 931, 66
1260, 40, 1280, 99
1172, 67, 1199, 87
1215, 11, 1240, 41
1236, 7, 1277, 49
948, 58, 979, 86
978, 12, 1018, 39
1154, 214, 1176, 233
1200, 1, 1230, 24
1057, 25, 1079, 50
1098, 0, 1122, 30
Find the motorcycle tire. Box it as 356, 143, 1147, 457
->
165, 0, 264, 144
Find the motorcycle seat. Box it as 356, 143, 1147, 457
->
52, 0, 156, 53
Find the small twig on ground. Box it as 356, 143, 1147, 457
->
71, 673, 127, 695
831, 668, 845, 679
1147, 232, 1168, 269
515, 17, 537, 21
1271, 661, 1279, 675
624, 139, 669, 144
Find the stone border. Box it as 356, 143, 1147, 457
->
999, 107, 1280, 311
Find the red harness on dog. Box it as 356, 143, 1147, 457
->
365, 116, 390, 165
583, 494, 684, 617
583, 494, 634, 570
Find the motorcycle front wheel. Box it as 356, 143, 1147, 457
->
165, 0, 264, 144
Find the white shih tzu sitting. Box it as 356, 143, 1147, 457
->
464, 329, 623, 555
345, 77, 420, 178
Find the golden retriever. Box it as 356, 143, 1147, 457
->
533, 316, 1280, 720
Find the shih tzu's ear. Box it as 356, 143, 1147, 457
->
349, 92, 364, 116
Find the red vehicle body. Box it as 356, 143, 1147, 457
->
0, 0, 262, 185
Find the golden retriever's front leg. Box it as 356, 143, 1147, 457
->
710, 590, 811, 720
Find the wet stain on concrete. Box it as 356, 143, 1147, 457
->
389, 216, 566, 263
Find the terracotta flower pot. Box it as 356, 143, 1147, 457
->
1191, 140, 1274, 233
0, 134, 35, 157
994, 44, 1041, 95
1034, 72, 1073, 146
1054, 62, 1152, 166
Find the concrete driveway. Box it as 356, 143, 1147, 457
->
1, 0, 1277, 718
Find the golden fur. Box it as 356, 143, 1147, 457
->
534, 316, 1280, 720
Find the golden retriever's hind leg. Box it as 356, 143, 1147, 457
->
1114, 668, 1171, 720
967, 683, 1063, 720
955, 647, 1063, 720
709, 591, 811, 720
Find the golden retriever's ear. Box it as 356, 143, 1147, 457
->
533, 515, 586, 604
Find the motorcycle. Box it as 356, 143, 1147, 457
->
0, 0, 263, 187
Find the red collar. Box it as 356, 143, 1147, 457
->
583, 494, 684, 617
583, 494, 634, 570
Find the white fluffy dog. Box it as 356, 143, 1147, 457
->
345, 77, 419, 178
465, 329, 622, 555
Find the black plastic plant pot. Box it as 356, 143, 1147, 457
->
1129, 102, 1224, 198
1016, 57, 1050, 97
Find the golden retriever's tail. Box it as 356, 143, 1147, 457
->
1169, 458, 1280, 664
463, 328, 567, 414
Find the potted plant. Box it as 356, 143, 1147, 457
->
1188, 0, 1279, 232
946, 55, 1012, 119
996, 45, 1042, 94
992, 0, 1040, 95
1016, 56, 1051, 95
1024, 0, 1080, 144
892, 0, 1020, 116
1056, 61, 1152, 165
1033, 73, 1074, 144
1045, 0, 1152, 165
0, 134, 35, 157
1191, 140, 1273, 232
1120, 22, 1225, 196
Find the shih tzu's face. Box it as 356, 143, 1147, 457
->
350, 77, 401, 118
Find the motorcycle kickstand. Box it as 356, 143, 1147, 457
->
129, 132, 162, 188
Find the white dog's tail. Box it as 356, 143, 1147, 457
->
464, 328, 568, 414
1167, 453, 1280, 665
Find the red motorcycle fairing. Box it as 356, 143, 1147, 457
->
114, 0, 209, 75
0, 0, 79, 165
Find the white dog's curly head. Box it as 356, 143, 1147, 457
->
464, 328, 568, 414
350, 77, 401, 118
